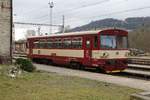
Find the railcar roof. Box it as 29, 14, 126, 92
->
28, 30, 101, 39
27, 28, 127, 39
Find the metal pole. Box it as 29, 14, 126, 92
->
62, 15, 65, 33
48, 1, 54, 35
37, 26, 41, 36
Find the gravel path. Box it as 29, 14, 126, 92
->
34, 63, 150, 91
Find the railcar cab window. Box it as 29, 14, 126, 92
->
100, 35, 128, 49
72, 37, 82, 48
117, 36, 128, 49
100, 35, 116, 49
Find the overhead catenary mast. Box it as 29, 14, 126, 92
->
62, 15, 65, 33
48, 1, 54, 35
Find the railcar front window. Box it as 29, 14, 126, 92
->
100, 35, 116, 49
100, 35, 128, 49
117, 36, 128, 49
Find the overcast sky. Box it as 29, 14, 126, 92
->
13, 0, 150, 40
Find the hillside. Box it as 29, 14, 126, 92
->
128, 24, 150, 52
67, 17, 150, 32
65, 17, 150, 52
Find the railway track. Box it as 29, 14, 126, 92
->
13, 55, 150, 80
123, 57, 150, 80
122, 64, 150, 80
128, 57, 150, 65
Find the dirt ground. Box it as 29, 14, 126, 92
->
35, 63, 150, 91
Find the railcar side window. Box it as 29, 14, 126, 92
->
47, 39, 53, 48
63, 38, 71, 48
72, 37, 82, 48
117, 36, 128, 49
39, 39, 47, 48
34, 40, 40, 48
94, 36, 98, 48
86, 40, 90, 48
53, 38, 62, 48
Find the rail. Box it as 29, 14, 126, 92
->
128, 57, 150, 65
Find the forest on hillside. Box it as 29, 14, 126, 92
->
66, 17, 150, 52
128, 24, 150, 52
66, 17, 150, 32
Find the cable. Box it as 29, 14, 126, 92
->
65, 6, 150, 23
57, 0, 110, 14
30, 0, 129, 22
15, 0, 131, 23
38, 5, 150, 26
30, 0, 110, 20
15, 1, 150, 28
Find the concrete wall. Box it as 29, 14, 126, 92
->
0, 0, 11, 64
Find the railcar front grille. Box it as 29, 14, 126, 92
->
106, 59, 127, 65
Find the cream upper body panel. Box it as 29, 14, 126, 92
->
32, 49, 84, 58
92, 50, 129, 59
30, 49, 129, 59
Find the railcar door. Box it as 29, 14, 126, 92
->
28, 40, 33, 56
84, 36, 92, 66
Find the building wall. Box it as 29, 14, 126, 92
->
15, 41, 27, 54
0, 0, 11, 64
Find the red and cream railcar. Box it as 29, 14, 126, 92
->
27, 29, 129, 73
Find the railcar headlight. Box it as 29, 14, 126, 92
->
102, 52, 109, 58
125, 52, 130, 57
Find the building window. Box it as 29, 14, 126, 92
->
26, 42, 29, 48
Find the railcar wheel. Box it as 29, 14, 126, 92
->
70, 62, 82, 69
32, 58, 40, 63
46, 60, 53, 65
96, 67, 106, 73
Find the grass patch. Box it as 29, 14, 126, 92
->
0, 65, 141, 100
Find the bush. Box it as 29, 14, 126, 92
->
15, 58, 36, 72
